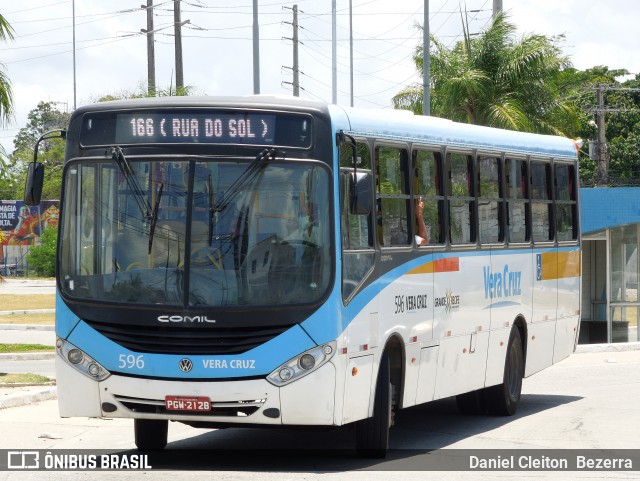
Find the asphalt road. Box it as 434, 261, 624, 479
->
0, 348, 639, 481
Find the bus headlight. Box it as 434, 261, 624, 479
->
267, 341, 336, 387
56, 337, 111, 381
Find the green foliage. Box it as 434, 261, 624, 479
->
0, 13, 15, 127
2, 102, 69, 200
27, 226, 58, 277
95, 82, 196, 102
393, 12, 577, 135
0, 344, 54, 353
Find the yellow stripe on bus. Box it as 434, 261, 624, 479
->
407, 258, 460, 275
540, 250, 581, 280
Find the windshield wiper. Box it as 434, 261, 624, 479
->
112, 147, 152, 221
213, 148, 281, 214
148, 182, 164, 254
207, 174, 215, 246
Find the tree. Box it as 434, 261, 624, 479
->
4, 102, 70, 200
393, 12, 578, 135
27, 226, 57, 277
0, 13, 15, 127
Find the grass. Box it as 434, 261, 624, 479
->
0, 294, 55, 311
0, 373, 52, 384
0, 344, 54, 353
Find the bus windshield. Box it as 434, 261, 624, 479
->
59, 156, 331, 308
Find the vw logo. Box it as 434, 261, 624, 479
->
178, 358, 193, 372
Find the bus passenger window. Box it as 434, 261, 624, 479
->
477, 156, 502, 244
447, 152, 475, 245
531, 161, 553, 242
375, 145, 410, 247
555, 163, 577, 241
340, 169, 374, 301
413, 149, 443, 246
505, 158, 529, 243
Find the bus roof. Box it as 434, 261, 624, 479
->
71, 95, 578, 160
333, 105, 578, 160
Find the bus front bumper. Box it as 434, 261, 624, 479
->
56, 355, 337, 426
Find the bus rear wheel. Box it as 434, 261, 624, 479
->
355, 352, 392, 458
485, 327, 524, 416
134, 419, 168, 450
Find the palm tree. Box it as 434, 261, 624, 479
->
0, 13, 15, 127
393, 12, 577, 135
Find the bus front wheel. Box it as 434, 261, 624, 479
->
485, 327, 524, 416
355, 352, 392, 458
134, 419, 168, 450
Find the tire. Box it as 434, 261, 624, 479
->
485, 327, 524, 416
355, 352, 392, 458
134, 419, 168, 450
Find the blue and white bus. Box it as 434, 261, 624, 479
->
25, 96, 581, 456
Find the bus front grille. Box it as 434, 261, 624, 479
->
113, 394, 265, 417
84, 320, 294, 355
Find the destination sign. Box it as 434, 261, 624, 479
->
116, 113, 277, 145
80, 110, 312, 148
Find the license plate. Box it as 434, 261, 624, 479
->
165, 396, 211, 412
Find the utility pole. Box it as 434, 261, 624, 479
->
253, 0, 260, 94
423, 0, 430, 115
349, 0, 353, 107
493, 0, 503, 18
292, 5, 299, 96
174, 0, 184, 90
72, 0, 77, 110
331, 0, 337, 104
143, 0, 156, 96
596, 84, 609, 185
282, 5, 300, 96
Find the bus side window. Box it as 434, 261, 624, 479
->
477, 156, 502, 244
447, 152, 476, 245
531, 160, 553, 242
505, 158, 529, 243
555, 163, 577, 241
375, 145, 410, 247
413, 149, 443, 246
339, 140, 374, 301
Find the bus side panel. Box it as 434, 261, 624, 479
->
341, 354, 374, 424
526, 249, 557, 376
433, 331, 490, 400
431, 252, 490, 398
401, 342, 423, 408
553, 248, 581, 363
415, 345, 438, 404
485, 248, 532, 387
524, 320, 557, 377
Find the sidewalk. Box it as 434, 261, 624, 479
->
0, 277, 56, 295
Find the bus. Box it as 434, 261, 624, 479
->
25, 96, 581, 457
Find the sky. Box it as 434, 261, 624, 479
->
0, 0, 639, 155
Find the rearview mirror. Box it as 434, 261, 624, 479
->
24, 162, 45, 206
349, 171, 372, 215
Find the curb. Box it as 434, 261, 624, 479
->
575, 341, 640, 353
0, 386, 57, 410
0, 323, 54, 331
0, 309, 55, 316
0, 352, 55, 361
